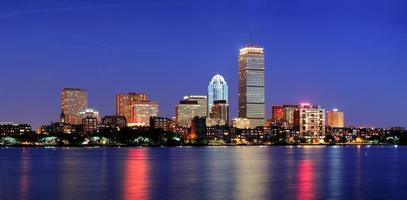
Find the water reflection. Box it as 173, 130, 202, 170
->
328, 148, 342, 199
234, 147, 269, 200
297, 160, 314, 200
2, 147, 407, 200
123, 148, 149, 200
18, 148, 30, 200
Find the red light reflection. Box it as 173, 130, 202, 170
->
297, 160, 315, 200
123, 149, 149, 200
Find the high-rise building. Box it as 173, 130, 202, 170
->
210, 100, 229, 125
183, 95, 208, 117
176, 97, 207, 128
208, 74, 228, 116
129, 102, 159, 127
116, 93, 148, 122
327, 109, 345, 128
294, 103, 326, 138
238, 44, 265, 128
61, 88, 88, 125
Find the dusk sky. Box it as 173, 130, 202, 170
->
0, 0, 406, 128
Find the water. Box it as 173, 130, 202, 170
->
0, 146, 406, 200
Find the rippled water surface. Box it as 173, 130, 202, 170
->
1, 146, 407, 200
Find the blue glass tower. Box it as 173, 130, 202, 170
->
208, 74, 228, 115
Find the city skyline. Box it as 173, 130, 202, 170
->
0, 0, 406, 128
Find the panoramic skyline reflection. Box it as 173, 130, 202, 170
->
2, 147, 407, 200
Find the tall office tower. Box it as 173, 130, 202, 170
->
129, 102, 159, 127
327, 109, 345, 128
238, 44, 265, 128
116, 93, 148, 122
176, 98, 207, 128
271, 105, 284, 121
183, 95, 208, 117
61, 88, 88, 125
208, 74, 228, 116
294, 103, 326, 138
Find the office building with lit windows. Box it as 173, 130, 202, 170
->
176, 97, 207, 128
183, 95, 208, 117
115, 93, 148, 123
238, 44, 265, 128
61, 88, 88, 125
129, 102, 159, 127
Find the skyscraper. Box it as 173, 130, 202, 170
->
61, 88, 88, 125
116, 93, 148, 122
208, 74, 228, 116
238, 44, 265, 128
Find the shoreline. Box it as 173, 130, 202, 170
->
0, 143, 400, 148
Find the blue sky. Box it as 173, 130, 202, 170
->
0, 0, 406, 128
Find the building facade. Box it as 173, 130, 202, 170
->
102, 116, 127, 128
0, 122, 31, 136
294, 103, 326, 138
176, 98, 206, 128
183, 95, 208, 117
272, 105, 284, 121
150, 117, 174, 132
129, 102, 159, 127
208, 74, 228, 116
232, 118, 251, 129
327, 109, 345, 128
209, 100, 229, 126
115, 93, 148, 123
61, 88, 88, 125
78, 107, 101, 123
238, 45, 265, 128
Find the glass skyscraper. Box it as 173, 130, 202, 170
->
208, 74, 228, 116
238, 45, 265, 128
